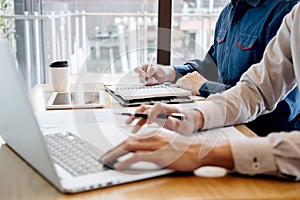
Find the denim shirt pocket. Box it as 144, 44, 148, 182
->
235, 34, 257, 50
216, 30, 227, 44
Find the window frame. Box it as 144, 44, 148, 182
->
157, 0, 172, 65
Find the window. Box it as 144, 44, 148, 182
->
3, 0, 227, 89
171, 0, 229, 65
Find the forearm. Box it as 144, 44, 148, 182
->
184, 51, 219, 82
172, 64, 195, 82
173, 52, 218, 82
189, 110, 233, 170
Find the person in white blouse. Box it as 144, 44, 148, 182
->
101, 3, 300, 181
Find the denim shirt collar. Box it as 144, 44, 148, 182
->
232, 0, 261, 7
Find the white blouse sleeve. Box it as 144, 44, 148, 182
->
229, 131, 300, 181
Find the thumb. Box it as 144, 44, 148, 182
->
166, 117, 182, 133
146, 64, 156, 77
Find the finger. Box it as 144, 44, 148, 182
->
132, 118, 147, 133
145, 65, 160, 85
148, 102, 182, 123
134, 65, 147, 73
135, 66, 148, 84
100, 144, 129, 164
163, 104, 181, 113
166, 117, 182, 133
145, 77, 159, 86
135, 67, 147, 76
148, 102, 165, 123
138, 73, 146, 85
153, 102, 181, 115
125, 116, 135, 125
113, 151, 154, 170
126, 105, 150, 125
146, 64, 156, 77
113, 154, 140, 170
100, 137, 157, 164
135, 105, 151, 113
141, 64, 149, 72
134, 66, 142, 73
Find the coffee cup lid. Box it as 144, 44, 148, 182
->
49, 61, 68, 68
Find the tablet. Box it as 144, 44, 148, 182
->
46, 91, 105, 110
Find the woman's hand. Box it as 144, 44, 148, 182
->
126, 102, 204, 136
100, 129, 233, 172
134, 64, 176, 85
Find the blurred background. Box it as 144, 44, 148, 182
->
0, 0, 229, 89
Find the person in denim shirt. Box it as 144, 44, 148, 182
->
134, 0, 300, 136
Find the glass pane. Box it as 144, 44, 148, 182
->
8, 0, 158, 89
42, 0, 158, 75
171, 0, 229, 65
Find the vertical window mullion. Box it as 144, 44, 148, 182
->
157, 0, 172, 65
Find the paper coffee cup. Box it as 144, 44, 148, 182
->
49, 61, 70, 92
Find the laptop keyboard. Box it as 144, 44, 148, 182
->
44, 132, 105, 177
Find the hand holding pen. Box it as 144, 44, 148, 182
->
123, 103, 183, 133
134, 55, 176, 85
122, 102, 203, 135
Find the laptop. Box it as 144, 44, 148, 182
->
0, 37, 174, 193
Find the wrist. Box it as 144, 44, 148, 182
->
165, 66, 176, 82
191, 109, 204, 130
194, 78, 207, 96
193, 87, 201, 96
202, 140, 234, 170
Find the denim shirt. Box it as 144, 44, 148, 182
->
173, 0, 300, 134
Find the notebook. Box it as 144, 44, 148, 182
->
0, 37, 173, 193
104, 84, 194, 106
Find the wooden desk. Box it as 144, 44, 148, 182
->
1, 84, 300, 199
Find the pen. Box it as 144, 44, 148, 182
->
145, 54, 155, 82
119, 112, 185, 121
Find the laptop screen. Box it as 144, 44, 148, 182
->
0, 37, 62, 190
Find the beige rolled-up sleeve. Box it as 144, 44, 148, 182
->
229, 131, 300, 181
